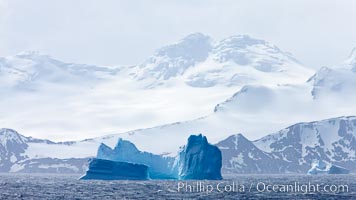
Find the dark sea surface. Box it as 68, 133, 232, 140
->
0, 173, 355, 199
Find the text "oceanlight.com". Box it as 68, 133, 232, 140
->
177, 181, 349, 194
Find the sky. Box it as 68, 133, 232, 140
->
0, 0, 356, 69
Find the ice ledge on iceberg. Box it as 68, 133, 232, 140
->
79, 158, 149, 180
307, 160, 349, 175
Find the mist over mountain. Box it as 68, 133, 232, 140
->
130, 33, 313, 88
0, 33, 315, 140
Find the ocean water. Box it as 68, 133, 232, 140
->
0, 173, 355, 199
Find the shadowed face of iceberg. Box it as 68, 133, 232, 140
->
175, 134, 222, 180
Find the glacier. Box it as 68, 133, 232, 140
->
307, 160, 349, 175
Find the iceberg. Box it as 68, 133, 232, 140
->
97, 139, 176, 179
307, 160, 349, 175
174, 134, 222, 180
81, 134, 223, 180
80, 158, 149, 180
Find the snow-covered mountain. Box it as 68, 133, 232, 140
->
0, 128, 29, 172
0, 51, 120, 91
0, 128, 87, 173
307, 47, 356, 100
216, 134, 285, 173
1, 47, 356, 160
1, 34, 312, 91
217, 116, 356, 173
0, 33, 315, 141
92, 52, 356, 159
130, 33, 313, 88
1, 33, 356, 174
253, 116, 356, 173
212, 50, 356, 134
2, 116, 356, 174
308, 66, 356, 99
130, 33, 213, 84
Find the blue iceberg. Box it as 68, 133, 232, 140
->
80, 158, 149, 180
307, 160, 349, 175
81, 134, 223, 180
174, 134, 222, 180
97, 139, 176, 179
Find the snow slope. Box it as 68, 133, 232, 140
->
0, 33, 314, 141
0, 51, 120, 90
2, 47, 356, 157
130, 33, 313, 88
23, 46, 356, 158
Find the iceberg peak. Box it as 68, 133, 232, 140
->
186, 133, 208, 147
114, 138, 139, 152
175, 134, 222, 180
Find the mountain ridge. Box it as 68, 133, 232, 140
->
1, 33, 315, 139
1, 116, 356, 174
